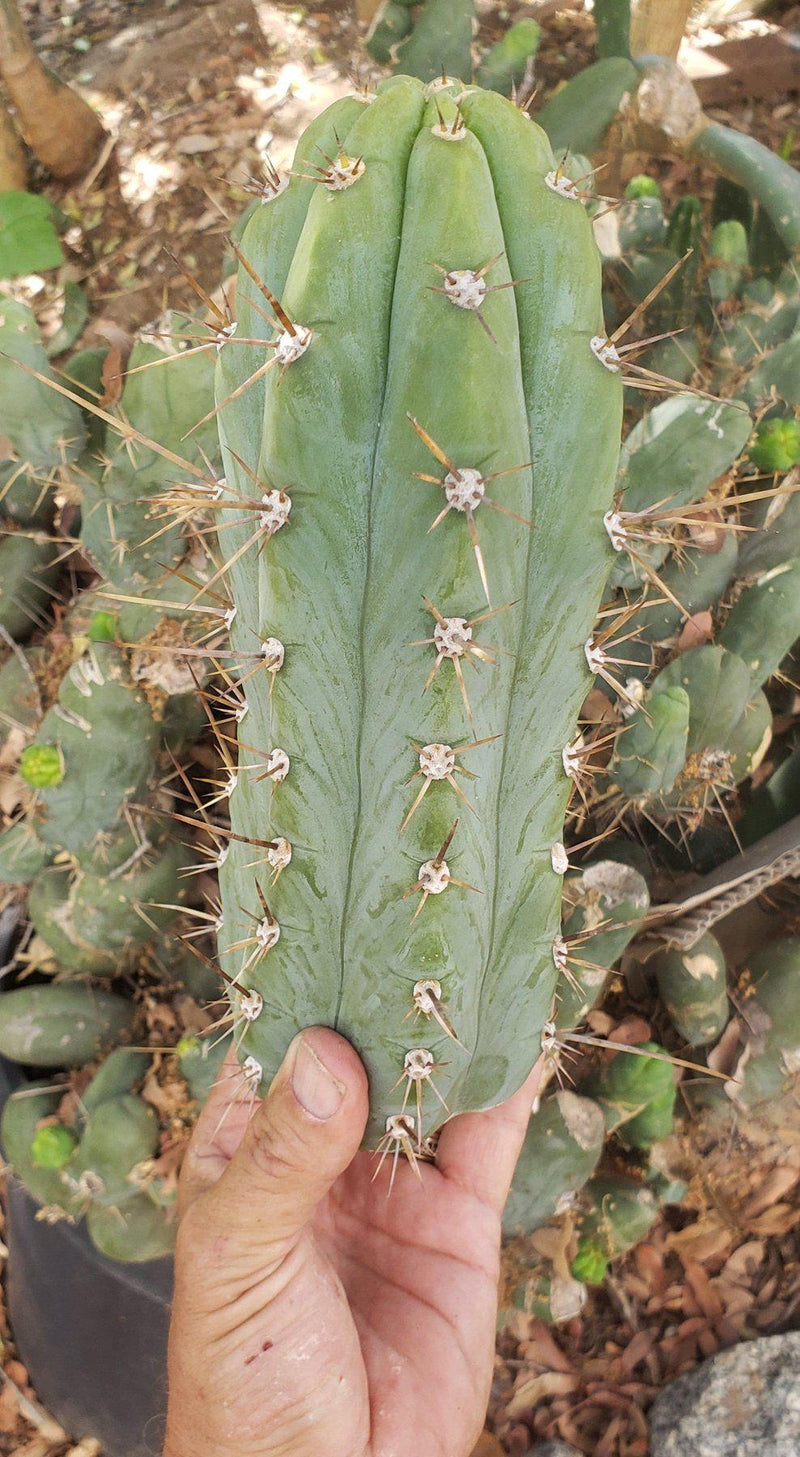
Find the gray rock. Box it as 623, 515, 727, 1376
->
650, 1332, 800, 1456
525, 1445, 580, 1457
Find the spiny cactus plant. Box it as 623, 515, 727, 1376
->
568, 1173, 664, 1286
0, 982, 134, 1066
728, 937, 800, 1112
502, 1090, 605, 1237
581, 1041, 677, 1148
0, 294, 86, 526
650, 931, 729, 1047
0, 297, 231, 1260
0, 300, 224, 978
555, 857, 650, 1031
210, 75, 624, 1153
366, 0, 473, 83
580, 187, 800, 841
1, 1047, 176, 1262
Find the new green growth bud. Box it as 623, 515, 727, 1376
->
31, 1124, 77, 1170
20, 743, 64, 788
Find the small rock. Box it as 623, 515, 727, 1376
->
650, 1332, 800, 1456
523, 1444, 580, 1456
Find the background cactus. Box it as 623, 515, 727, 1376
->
1, 1050, 176, 1262
502, 1090, 605, 1236
650, 932, 729, 1047
581, 1042, 677, 1148
569, 1174, 663, 1286
728, 938, 800, 1112
0, 296, 86, 527
0, 296, 228, 1260
556, 858, 650, 1030
0, 983, 134, 1066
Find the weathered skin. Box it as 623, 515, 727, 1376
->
216, 77, 623, 1146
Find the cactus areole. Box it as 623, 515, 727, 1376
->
215, 77, 623, 1149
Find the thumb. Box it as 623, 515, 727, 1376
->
202, 1028, 369, 1261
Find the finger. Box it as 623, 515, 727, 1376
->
435, 1054, 547, 1215
202, 1027, 369, 1262
178, 1045, 260, 1217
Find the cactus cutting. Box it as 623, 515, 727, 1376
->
213, 75, 624, 1152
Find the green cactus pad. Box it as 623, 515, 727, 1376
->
503, 1090, 605, 1235
651, 931, 729, 1047
86, 1194, 174, 1263
80, 1048, 150, 1115
738, 746, 800, 845
366, 3, 413, 64
69, 1093, 159, 1207
0, 296, 86, 525
610, 394, 751, 589
737, 481, 800, 578
570, 1174, 660, 1284
616, 394, 751, 514
632, 534, 739, 649
0, 821, 52, 884
1, 1085, 77, 1211
720, 560, 800, 691
25, 643, 159, 853
0, 531, 62, 641
538, 57, 638, 157
476, 19, 541, 96
177, 1032, 231, 1103
617, 194, 666, 253
622, 644, 773, 811
216, 78, 623, 1145
610, 683, 690, 801
690, 123, 800, 257
707, 219, 749, 304
393, 0, 473, 82
583, 1042, 676, 1147
0, 983, 134, 1067
741, 332, 800, 412
0, 648, 40, 750
557, 859, 650, 1029
79, 314, 221, 589
28, 835, 190, 974
733, 937, 800, 1108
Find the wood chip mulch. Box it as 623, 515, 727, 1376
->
487, 1091, 800, 1455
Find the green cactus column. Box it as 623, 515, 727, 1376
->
215, 77, 622, 1149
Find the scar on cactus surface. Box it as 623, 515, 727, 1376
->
209, 74, 624, 1155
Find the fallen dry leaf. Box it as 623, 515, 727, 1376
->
100, 345, 124, 406
507, 1370, 578, 1420
677, 609, 713, 652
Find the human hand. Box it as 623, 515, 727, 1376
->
164, 1028, 543, 1457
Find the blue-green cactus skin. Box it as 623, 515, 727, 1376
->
215, 79, 623, 1146
0, 983, 134, 1067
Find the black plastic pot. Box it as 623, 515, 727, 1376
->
0, 1054, 174, 1456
